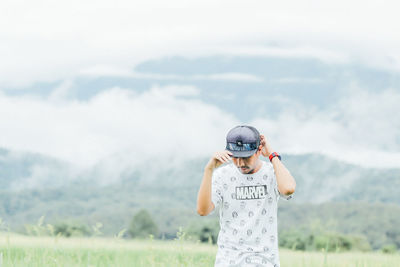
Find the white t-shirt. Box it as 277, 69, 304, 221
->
211, 160, 291, 267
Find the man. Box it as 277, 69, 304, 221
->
197, 125, 296, 267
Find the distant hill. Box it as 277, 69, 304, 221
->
0, 148, 399, 242
283, 154, 400, 204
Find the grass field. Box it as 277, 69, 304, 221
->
0, 233, 399, 267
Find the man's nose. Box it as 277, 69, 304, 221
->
238, 158, 244, 166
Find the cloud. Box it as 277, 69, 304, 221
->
0, 81, 399, 189
80, 65, 263, 82
0, 85, 237, 167
201, 73, 263, 82
1, 0, 400, 87
79, 66, 134, 77
272, 77, 322, 84
210, 45, 350, 65
2, 81, 400, 172
251, 86, 400, 168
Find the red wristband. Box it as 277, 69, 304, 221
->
269, 152, 281, 162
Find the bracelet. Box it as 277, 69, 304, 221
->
269, 152, 281, 162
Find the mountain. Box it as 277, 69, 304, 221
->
5, 56, 400, 122
0, 147, 399, 239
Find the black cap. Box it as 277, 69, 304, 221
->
226, 125, 260, 157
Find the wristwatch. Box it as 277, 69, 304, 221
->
269, 152, 281, 162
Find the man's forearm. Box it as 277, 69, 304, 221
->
271, 157, 296, 195
196, 166, 215, 216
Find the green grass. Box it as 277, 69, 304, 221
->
0, 233, 399, 267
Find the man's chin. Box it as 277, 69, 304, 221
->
239, 167, 251, 174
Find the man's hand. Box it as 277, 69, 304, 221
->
205, 150, 232, 170
260, 134, 273, 157
198, 150, 232, 216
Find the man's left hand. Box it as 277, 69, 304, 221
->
260, 134, 273, 157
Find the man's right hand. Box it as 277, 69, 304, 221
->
198, 150, 231, 216
205, 150, 233, 170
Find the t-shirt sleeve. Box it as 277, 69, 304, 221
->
271, 165, 293, 201
211, 168, 224, 210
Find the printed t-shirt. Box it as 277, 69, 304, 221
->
211, 161, 291, 267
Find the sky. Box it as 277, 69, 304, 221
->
2, 0, 400, 87
1, 0, 399, 173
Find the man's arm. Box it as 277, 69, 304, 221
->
260, 135, 296, 196
197, 151, 232, 216
270, 156, 296, 196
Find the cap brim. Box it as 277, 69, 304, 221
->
228, 149, 257, 158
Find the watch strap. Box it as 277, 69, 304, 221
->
269, 152, 281, 162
